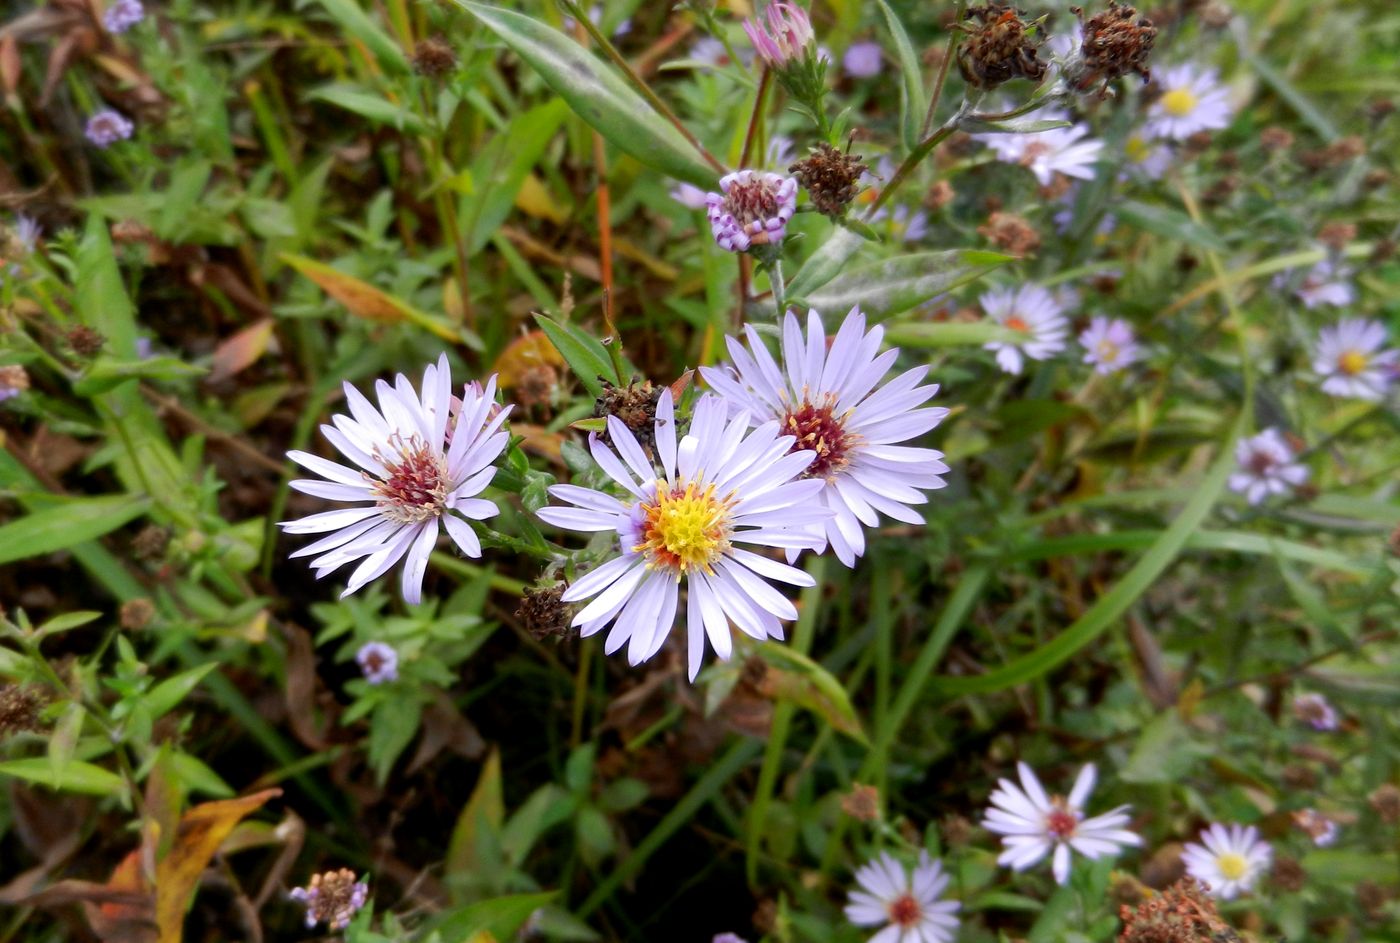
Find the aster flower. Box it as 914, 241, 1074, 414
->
980, 283, 1070, 375
982, 762, 1142, 885
290, 868, 369, 930
85, 109, 134, 148
1120, 131, 1173, 179
1288, 260, 1355, 309
1312, 318, 1396, 401
356, 641, 398, 684
871, 203, 930, 243
1079, 316, 1141, 374
13, 215, 41, 254
536, 391, 832, 680
102, 0, 145, 33
700, 307, 949, 567
843, 40, 883, 78
705, 170, 798, 252
1292, 692, 1339, 731
1292, 808, 1339, 847
845, 851, 961, 943
1146, 64, 1232, 141
976, 114, 1105, 186
1181, 823, 1271, 900
280, 355, 512, 604
1227, 428, 1308, 505
744, 3, 815, 69
0, 365, 29, 402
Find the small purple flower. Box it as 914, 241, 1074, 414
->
1079, 316, 1140, 374
872, 203, 929, 243
14, 215, 41, 254
1290, 260, 1355, 309
356, 641, 398, 684
0, 365, 30, 402
1228, 429, 1307, 506
1313, 317, 1397, 401
290, 869, 369, 930
765, 134, 794, 169
704, 170, 798, 252
102, 0, 145, 33
1293, 692, 1339, 731
843, 40, 882, 79
743, 3, 814, 69
1292, 809, 1339, 847
85, 109, 134, 148
713, 935, 751, 943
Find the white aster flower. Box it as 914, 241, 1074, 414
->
1181, 823, 1271, 900
1227, 428, 1308, 505
981, 283, 1070, 375
1079, 316, 1141, 374
845, 850, 961, 943
700, 307, 950, 568
1312, 317, 1397, 401
976, 112, 1105, 187
1120, 131, 1173, 180
982, 762, 1141, 885
1146, 64, 1232, 141
1290, 260, 1355, 309
536, 391, 833, 680
280, 355, 512, 604
356, 641, 398, 684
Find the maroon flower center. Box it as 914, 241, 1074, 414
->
887, 893, 922, 928
372, 435, 449, 524
361, 650, 387, 674
1246, 450, 1277, 476
1045, 805, 1079, 838
725, 179, 781, 226
784, 397, 855, 480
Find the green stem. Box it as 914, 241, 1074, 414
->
768, 258, 787, 317
920, 0, 966, 138
864, 98, 974, 220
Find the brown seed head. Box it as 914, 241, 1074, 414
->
789, 142, 868, 218
412, 36, 459, 78
120, 598, 155, 630
1317, 222, 1356, 252
66, 326, 106, 358
1369, 783, 1400, 824
957, 3, 1047, 90
1356, 881, 1391, 921
0, 685, 47, 738
593, 378, 661, 452
1068, 1, 1157, 95
940, 813, 974, 848
1118, 878, 1238, 943
1259, 126, 1294, 152
978, 211, 1041, 255
131, 524, 171, 561
925, 179, 955, 211
516, 583, 572, 641
1270, 855, 1306, 892
840, 783, 881, 822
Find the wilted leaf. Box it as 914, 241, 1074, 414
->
208, 320, 274, 384
492, 331, 565, 389
754, 645, 866, 743
281, 253, 460, 342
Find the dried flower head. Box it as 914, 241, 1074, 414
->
940, 813, 974, 848
0, 685, 47, 738
1317, 221, 1356, 251
1290, 808, 1338, 847
1118, 878, 1238, 943
1259, 126, 1293, 151
66, 326, 106, 358
841, 783, 881, 822
1270, 855, 1306, 892
978, 211, 1041, 255
1067, 1, 1157, 96
1300, 135, 1365, 171
290, 868, 368, 930
789, 142, 868, 218
593, 378, 661, 452
1369, 783, 1400, 825
957, 3, 1047, 89
0, 365, 30, 402
131, 524, 171, 560
119, 598, 155, 630
516, 583, 572, 641
925, 179, 955, 211
1356, 881, 1391, 921
412, 36, 458, 77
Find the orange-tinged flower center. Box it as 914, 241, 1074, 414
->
1338, 349, 1369, 376
887, 892, 922, 928
1162, 87, 1198, 117
783, 395, 857, 480
372, 435, 449, 524
634, 482, 733, 574
1005, 315, 1031, 333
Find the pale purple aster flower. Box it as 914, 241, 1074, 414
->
1228, 428, 1308, 505
1289, 260, 1355, 309
743, 3, 815, 69
14, 215, 41, 254
845, 851, 960, 943
983, 762, 1142, 885
766, 134, 795, 169
536, 391, 833, 680
290, 869, 369, 930
1052, 184, 1117, 236
1292, 692, 1339, 731
280, 355, 512, 604
84, 109, 134, 148
671, 182, 709, 210
102, 0, 145, 33
355, 641, 398, 684
871, 203, 929, 243
1146, 64, 1232, 141
712, 936, 750, 943
705, 170, 798, 252
1313, 318, 1397, 401
701, 307, 950, 568
1120, 132, 1173, 180
975, 113, 1105, 186
843, 40, 882, 78
1079, 316, 1140, 374
1181, 823, 1271, 900
1292, 809, 1339, 847
981, 284, 1070, 375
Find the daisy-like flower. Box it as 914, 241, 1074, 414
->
1079, 316, 1141, 374
1181, 823, 1271, 900
743, 2, 815, 69
1292, 692, 1339, 731
1120, 131, 1173, 180
700, 307, 949, 567
982, 762, 1142, 885
1313, 318, 1397, 401
871, 203, 930, 243
1292, 808, 1339, 847
976, 115, 1105, 187
1146, 64, 1232, 141
14, 215, 41, 254
290, 868, 369, 930
84, 109, 134, 148
705, 171, 798, 252
536, 391, 832, 680
845, 851, 961, 943
1288, 260, 1355, 309
980, 283, 1070, 375
1227, 428, 1308, 506
355, 641, 398, 684
843, 40, 883, 78
280, 355, 512, 604
102, 0, 145, 33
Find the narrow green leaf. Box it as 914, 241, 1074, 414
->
959, 117, 1072, 135
1242, 50, 1338, 142
885, 321, 1020, 347
799, 250, 1012, 318
1116, 200, 1227, 251
533, 314, 618, 398
307, 85, 428, 133
938, 413, 1246, 694
0, 757, 126, 796
310, 0, 410, 74
465, 100, 568, 252
169, 752, 236, 798
0, 496, 149, 567
48, 702, 84, 785
875, 0, 927, 153
433, 891, 557, 943
73, 357, 208, 396
145, 663, 219, 721
77, 215, 138, 357
1002, 529, 1374, 575
786, 225, 867, 299
458, 2, 717, 187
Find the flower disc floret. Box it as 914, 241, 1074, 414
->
706, 171, 798, 252
636, 483, 734, 574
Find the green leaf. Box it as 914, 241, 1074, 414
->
754, 644, 866, 743
465, 100, 568, 252
73, 357, 208, 396
938, 412, 1246, 694
433, 891, 557, 943
1116, 200, 1227, 251
368, 696, 422, 785
145, 663, 219, 721
446, 747, 505, 885
1120, 711, 1206, 784
597, 777, 648, 813
310, 0, 410, 74
307, 85, 428, 133
798, 250, 1012, 319
169, 752, 236, 798
786, 225, 867, 299
959, 116, 1072, 134
0, 496, 149, 567
78, 215, 138, 358
0, 757, 126, 796
35, 611, 102, 639
875, 0, 927, 153
884, 321, 1020, 347
48, 702, 84, 784
458, 2, 717, 187
533, 314, 618, 398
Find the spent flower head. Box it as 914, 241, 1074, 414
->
956, 3, 1047, 90
1228, 428, 1307, 506
85, 109, 134, 148
705, 171, 798, 253
1064, 0, 1157, 96
1292, 691, 1339, 731
789, 142, 867, 218
981, 283, 1070, 374
1313, 318, 1396, 401
845, 851, 961, 943
1181, 823, 1271, 900
982, 761, 1141, 884
290, 868, 369, 930
1291, 808, 1339, 847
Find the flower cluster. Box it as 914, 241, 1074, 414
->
290, 868, 369, 930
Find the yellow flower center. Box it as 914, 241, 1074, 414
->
1217, 853, 1248, 881
1338, 349, 1369, 376
1162, 88, 1198, 117
634, 482, 733, 575
1124, 135, 1150, 163
1096, 339, 1120, 363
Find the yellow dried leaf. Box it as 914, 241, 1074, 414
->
514, 173, 566, 223
281, 253, 458, 342
209, 320, 274, 383
491, 331, 564, 389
